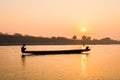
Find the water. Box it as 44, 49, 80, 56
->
0, 45, 120, 80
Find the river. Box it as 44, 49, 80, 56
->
0, 45, 120, 80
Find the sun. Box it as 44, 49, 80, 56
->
81, 28, 86, 32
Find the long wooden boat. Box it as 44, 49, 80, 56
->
21, 46, 90, 55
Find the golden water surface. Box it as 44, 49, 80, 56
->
0, 45, 120, 80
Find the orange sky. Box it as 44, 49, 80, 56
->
0, 0, 120, 40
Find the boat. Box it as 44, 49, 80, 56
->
21, 45, 90, 55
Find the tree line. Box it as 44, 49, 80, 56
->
0, 32, 120, 45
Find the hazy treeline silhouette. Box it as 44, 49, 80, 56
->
0, 32, 120, 45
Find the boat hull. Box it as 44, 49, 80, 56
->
22, 49, 90, 55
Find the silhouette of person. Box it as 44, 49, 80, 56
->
86, 46, 89, 50
21, 44, 26, 52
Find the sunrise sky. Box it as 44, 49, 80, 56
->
0, 0, 120, 40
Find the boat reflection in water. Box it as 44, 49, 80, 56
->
21, 55, 26, 66
21, 51, 90, 80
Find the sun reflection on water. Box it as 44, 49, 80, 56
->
81, 54, 88, 78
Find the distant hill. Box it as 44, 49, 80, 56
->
0, 33, 120, 45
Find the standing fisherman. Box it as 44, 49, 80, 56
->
21, 44, 26, 53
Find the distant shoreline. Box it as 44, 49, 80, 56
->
0, 43, 120, 46
0, 33, 120, 45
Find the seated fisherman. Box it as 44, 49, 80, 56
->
86, 46, 89, 50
